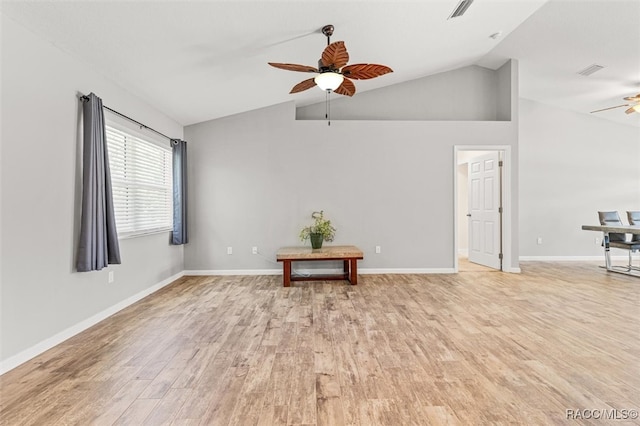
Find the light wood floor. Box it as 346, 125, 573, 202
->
1, 263, 639, 425
457, 257, 499, 273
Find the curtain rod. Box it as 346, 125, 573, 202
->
80, 95, 176, 142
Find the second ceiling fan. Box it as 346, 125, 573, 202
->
591, 93, 640, 115
268, 25, 393, 97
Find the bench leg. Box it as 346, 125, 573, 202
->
283, 260, 291, 287
350, 258, 358, 285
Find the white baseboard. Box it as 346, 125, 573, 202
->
295, 268, 456, 275
458, 249, 469, 257
503, 267, 522, 273
361, 268, 456, 274
185, 269, 281, 276
185, 268, 457, 276
519, 255, 627, 261
0, 271, 184, 375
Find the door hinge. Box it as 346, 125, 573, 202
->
498, 207, 503, 213
498, 160, 503, 167
499, 253, 503, 260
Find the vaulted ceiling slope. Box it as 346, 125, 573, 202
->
480, 0, 640, 128
2, 1, 638, 128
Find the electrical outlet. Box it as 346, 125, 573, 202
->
594, 237, 601, 245
537, 237, 543, 245
227, 246, 233, 255
375, 245, 381, 254
252, 246, 258, 255
108, 271, 114, 283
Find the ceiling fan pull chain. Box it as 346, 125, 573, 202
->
328, 91, 331, 126
325, 90, 330, 126
325, 90, 328, 120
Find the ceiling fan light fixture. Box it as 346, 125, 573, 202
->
314, 72, 344, 91
633, 104, 640, 112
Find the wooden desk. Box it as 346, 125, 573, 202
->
581, 224, 640, 277
276, 245, 364, 287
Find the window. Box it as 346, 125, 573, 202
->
106, 125, 173, 238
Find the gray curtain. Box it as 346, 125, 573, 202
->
77, 93, 121, 271
171, 139, 188, 245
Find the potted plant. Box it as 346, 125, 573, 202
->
299, 210, 336, 249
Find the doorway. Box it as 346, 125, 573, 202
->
454, 146, 513, 273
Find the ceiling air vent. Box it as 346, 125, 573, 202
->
577, 64, 605, 76
448, 0, 475, 19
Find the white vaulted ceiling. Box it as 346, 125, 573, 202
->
2, 0, 639, 127
479, 0, 640, 128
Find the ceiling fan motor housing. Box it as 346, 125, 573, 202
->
318, 60, 338, 73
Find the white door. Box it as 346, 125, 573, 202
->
467, 152, 501, 269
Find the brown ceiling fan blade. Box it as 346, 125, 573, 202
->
625, 106, 637, 114
341, 63, 393, 80
623, 93, 640, 101
590, 104, 629, 113
333, 78, 356, 97
290, 78, 317, 94
268, 62, 319, 73
321, 41, 349, 69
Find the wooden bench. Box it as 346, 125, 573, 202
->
276, 245, 364, 287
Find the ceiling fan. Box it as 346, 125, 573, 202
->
268, 24, 393, 97
590, 93, 640, 115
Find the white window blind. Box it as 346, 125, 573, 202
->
106, 125, 173, 237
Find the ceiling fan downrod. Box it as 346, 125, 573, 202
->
322, 24, 334, 46
322, 24, 335, 126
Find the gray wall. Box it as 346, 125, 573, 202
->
296, 65, 501, 121
519, 98, 640, 257
496, 60, 512, 121
184, 103, 519, 273
0, 15, 184, 366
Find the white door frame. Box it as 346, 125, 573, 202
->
453, 145, 516, 273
